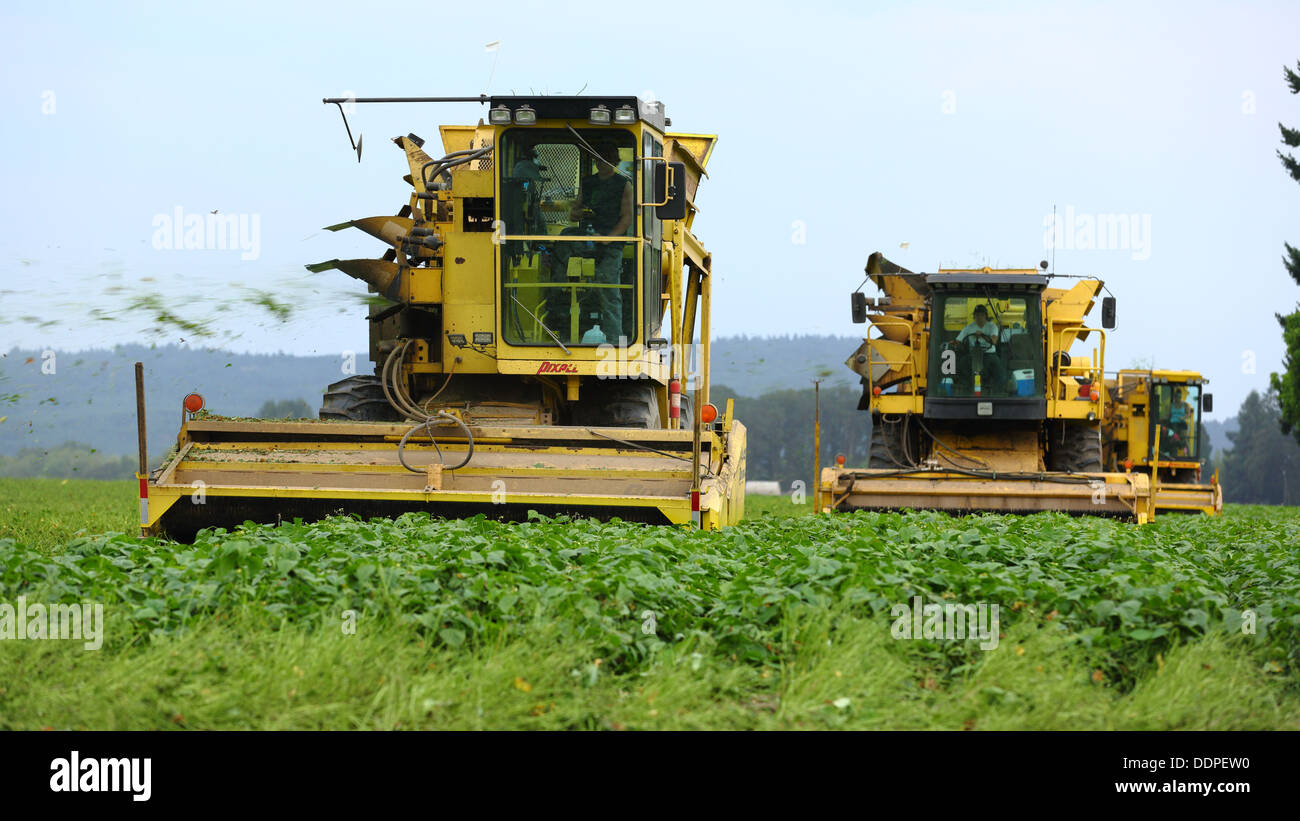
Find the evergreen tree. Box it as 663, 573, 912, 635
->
1270, 61, 1300, 443
1220, 389, 1300, 505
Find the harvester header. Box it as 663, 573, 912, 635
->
140, 94, 746, 540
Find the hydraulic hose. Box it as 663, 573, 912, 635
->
381, 339, 475, 473
397, 412, 474, 473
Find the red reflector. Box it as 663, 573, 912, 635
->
1078, 384, 1090, 397
690, 490, 700, 512
183, 392, 205, 413
872, 385, 882, 396
835, 453, 846, 466
139, 478, 149, 498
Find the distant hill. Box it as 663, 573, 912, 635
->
707, 335, 861, 396
0, 335, 865, 465
0, 345, 342, 464
1203, 416, 1239, 456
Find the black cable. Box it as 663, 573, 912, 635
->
398, 413, 473, 473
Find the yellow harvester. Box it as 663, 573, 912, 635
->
1102, 369, 1222, 515
139, 95, 745, 540
820, 251, 1158, 521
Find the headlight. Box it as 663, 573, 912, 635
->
588, 105, 611, 125
613, 105, 636, 124
513, 105, 536, 125
488, 106, 512, 125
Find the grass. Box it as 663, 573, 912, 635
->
4, 607, 1294, 730
1, 477, 1298, 729
0, 477, 135, 552
741, 493, 808, 518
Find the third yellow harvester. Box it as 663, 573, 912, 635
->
1102, 369, 1222, 515
821, 251, 1159, 521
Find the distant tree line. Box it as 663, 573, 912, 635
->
0, 442, 136, 480
1218, 389, 1300, 505
713, 383, 870, 492
255, 398, 314, 419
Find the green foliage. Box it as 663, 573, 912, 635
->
2, 480, 1299, 729
2, 506, 1298, 685
3, 607, 1294, 730
1275, 60, 1300, 439
1272, 312, 1300, 445
1285, 243, 1300, 287
0, 478, 136, 550
1222, 389, 1300, 504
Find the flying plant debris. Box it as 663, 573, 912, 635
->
6, 274, 369, 340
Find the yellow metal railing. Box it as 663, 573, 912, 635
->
1051, 325, 1106, 417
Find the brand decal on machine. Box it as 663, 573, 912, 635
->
536, 362, 579, 374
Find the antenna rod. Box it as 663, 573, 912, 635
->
321, 96, 490, 104
1051, 204, 1056, 275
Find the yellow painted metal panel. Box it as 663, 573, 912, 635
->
408, 267, 442, 303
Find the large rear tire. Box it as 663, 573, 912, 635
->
1048, 422, 1103, 473
319, 375, 402, 422
572, 381, 662, 428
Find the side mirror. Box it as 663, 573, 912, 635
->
851, 292, 867, 324
1101, 296, 1116, 329
654, 161, 688, 221
1202, 393, 1213, 413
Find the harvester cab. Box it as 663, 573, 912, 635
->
139, 95, 746, 540
821, 251, 1157, 521
1102, 369, 1222, 514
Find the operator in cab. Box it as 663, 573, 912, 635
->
1163, 385, 1196, 458
548, 142, 634, 344
955, 304, 1004, 392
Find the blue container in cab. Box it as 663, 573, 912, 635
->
1014, 369, 1035, 397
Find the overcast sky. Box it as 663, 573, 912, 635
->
2, 0, 1298, 419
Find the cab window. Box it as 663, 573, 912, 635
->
1152, 383, 1201, 459
499, 128, 638, 347
929, 292, 1042, 399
